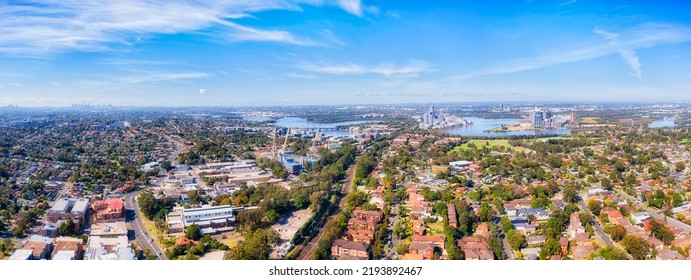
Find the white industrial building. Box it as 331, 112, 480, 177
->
167, 205, 235, 234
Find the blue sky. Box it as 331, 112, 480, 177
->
1, 0, 691, 106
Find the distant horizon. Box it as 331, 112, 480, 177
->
2, 100, 691, 109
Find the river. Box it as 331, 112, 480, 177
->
271, 117, 380, 136
648, 117, 677, 128
445, 117, 571, 137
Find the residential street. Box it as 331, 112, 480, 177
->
578, 191, 615, 247
614, 189, 691, 234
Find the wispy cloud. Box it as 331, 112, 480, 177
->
457, 23, 691, 80
0, 0, 369, 55
121, 72, 209, 84
299, 60, 434, 76
555, 0, 578, 7
594, 26, 643, 80
216, 21, 318, 46
99, 59, 188, 66
285, 73, 319, 79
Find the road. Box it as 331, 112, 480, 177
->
499, 231, 515, 260
163, 134, 185, 165
121, 127, 186, 260
297, 158, 358, 260
614, 189, 691, 234
577, 192, 615, 247
124, 191, 167, 260
387, 204, 399, 258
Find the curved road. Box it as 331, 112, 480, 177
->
125, 190, 167, 260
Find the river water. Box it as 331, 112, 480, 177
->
445, 117, 571, 137
648, 117, 677, 128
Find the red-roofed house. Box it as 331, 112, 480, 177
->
91, 198, 125, 221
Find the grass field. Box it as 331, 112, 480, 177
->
580, 117, 600, 124
682, 138, 691, 144
218, 232, 244, 248
449, 139, 528, 154
426, 221, 445, 236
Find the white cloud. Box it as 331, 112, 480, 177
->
286, 73, 319, 79
299, 60, 434, 76
457, 23, 691, 80
0, 0, 365, 55
122, 72, 209, 84
217, 21, 318, 46
99, 59, 188, 66
336, 0, 363, 16
594, 27, 645, 80
593, 27, 618, 41
617, 49, 642, 80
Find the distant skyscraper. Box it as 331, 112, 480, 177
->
545, 111, 553, 120
422, 105, 437, 128
570, 111, 579, 127
533, 111, 544, 127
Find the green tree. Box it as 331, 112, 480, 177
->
237, 209, 265, 233
396, 242, 410, 255
314, 247, 329, 260
675, 161, 685, 173
539, 238, 561, 260
506, 229, 526, 250
599, 246, 628, 260
500, 216, 513, 233
621, 235, 651, 260
609, 224, 626, 242
188, 190, 201, 206
265, 209, 279, 224
587, 199, 602, 215
477, 202, 495, 222
562, 185, 577, 203
58, 219, 76, 236
161, 160, 173, 172
185, 224, 201, 241
649, 219, 674, 245
227, 228, 279, 260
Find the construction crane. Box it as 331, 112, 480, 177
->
282, 129, 289, 154
271, 127, 277, 159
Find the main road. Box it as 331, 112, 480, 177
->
577, 191, 615, 247
614, 189, 691, 234
125, 190, 167, 260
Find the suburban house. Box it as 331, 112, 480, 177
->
526, 235, 547, 246
457, 236, 493, 260
331, 239, 369, 260
408, 241, 435, 260
567, 212, 586, 239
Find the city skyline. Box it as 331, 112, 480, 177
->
1, 1, 691, 106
